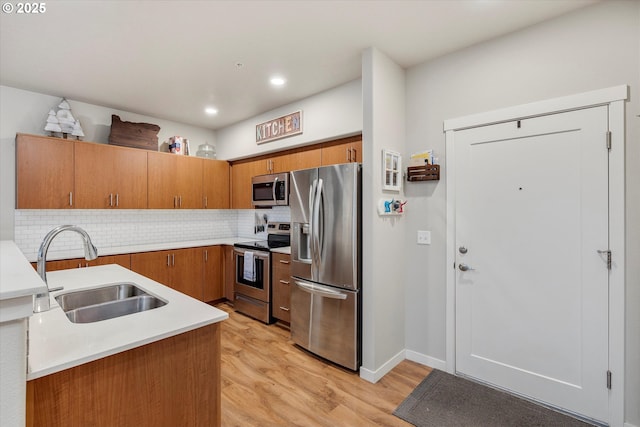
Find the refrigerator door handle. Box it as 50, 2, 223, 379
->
312, 178, 323, 275
294, 280, 347, 300
307, 179, 318, 273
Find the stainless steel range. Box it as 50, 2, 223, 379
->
233, 222, 290, 323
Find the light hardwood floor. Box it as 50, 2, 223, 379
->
216, 302, 432, 426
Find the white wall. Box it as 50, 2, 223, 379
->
215, 79, 362, 160
403, 1, 640, 424
0, 85, 217, 240
360, 48, 407, 381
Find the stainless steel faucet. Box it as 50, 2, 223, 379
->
34, 225, 98, 313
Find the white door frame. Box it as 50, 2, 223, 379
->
444, 85, 627, 426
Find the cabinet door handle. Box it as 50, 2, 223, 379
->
351, 147, 356, 162
109, 193, 113, 207
78, 263, 82, 268
204, 196, 208, 208
346, 147, 350, 162
279, 306, 290, 312
178, 195, 182, 208
115, 193, 119, 207
279, 259, 290, 264
172, 253, 175, 266
204, 250, 208, 262
69, 192, 73, 207
173, 196, 177, 208
167, 254, 170, 266
279, 279, 290, 285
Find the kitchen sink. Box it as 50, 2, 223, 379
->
55, 282, 167, 323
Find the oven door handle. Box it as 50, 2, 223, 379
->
234, 248, 269, 260
294, 280, 347, 300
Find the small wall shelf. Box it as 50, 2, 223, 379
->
406, 164, 440, 181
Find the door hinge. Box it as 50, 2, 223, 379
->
598, 249, 612, 270
607, 370, 612, 389
606, 131, 612, 151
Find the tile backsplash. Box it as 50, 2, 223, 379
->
15, 207, 290, 259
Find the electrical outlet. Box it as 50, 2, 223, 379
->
417, 230, 431, 245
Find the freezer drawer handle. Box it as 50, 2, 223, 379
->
295, 281, 347, 300
236, 293, 263, 306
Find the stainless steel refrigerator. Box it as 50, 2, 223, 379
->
290, 163, 361, 370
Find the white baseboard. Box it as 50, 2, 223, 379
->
405, 350, 447, 371
359, 349, 405, 383
359, 349, 447, 383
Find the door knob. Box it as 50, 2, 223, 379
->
459, 246, 468, 254
458, 263, 474, 271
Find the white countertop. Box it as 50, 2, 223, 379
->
0, 241, 48, 323
0, 241, 47, 301
271, 246, 291, 255
27, 264, 228, 380
23, 237, 259, 262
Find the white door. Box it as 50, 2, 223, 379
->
455, 106, 609, 423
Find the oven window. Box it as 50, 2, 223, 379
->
236, 254, 265, 289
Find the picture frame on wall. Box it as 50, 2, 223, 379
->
382, 149, 402, 191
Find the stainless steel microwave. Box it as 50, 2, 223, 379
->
251, 172, 289, 207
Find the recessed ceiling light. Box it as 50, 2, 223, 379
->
205, 107, 218, 115
270, 76, 286, 86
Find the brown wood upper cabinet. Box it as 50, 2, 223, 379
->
230, 146, 322, 209
148, 152, 203, 209
202, 159, 230, 209
74, 141, 147, 209
16, 133, 74, 209
230, 158, 268, 209
321, 135, 362, 165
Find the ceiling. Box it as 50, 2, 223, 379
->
0, 0, 598, 130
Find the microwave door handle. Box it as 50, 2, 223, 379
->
295, 280, 347, 300
272, 176, 279, 203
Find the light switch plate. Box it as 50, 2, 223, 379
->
417, 230, 431, 245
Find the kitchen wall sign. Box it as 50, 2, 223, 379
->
256, 110, 303, 144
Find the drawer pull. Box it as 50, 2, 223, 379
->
279, 280, 290, 284
279, 260, 290, 264
279, 306, 290, 312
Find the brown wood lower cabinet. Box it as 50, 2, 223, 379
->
130, 248, 203, 300
33, 246, 228, 303
26, 323, 221, 427
223, 245, 235, 303
34, 254, 131, 272
203, 246, 223, 302
271, 252, 291, 323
